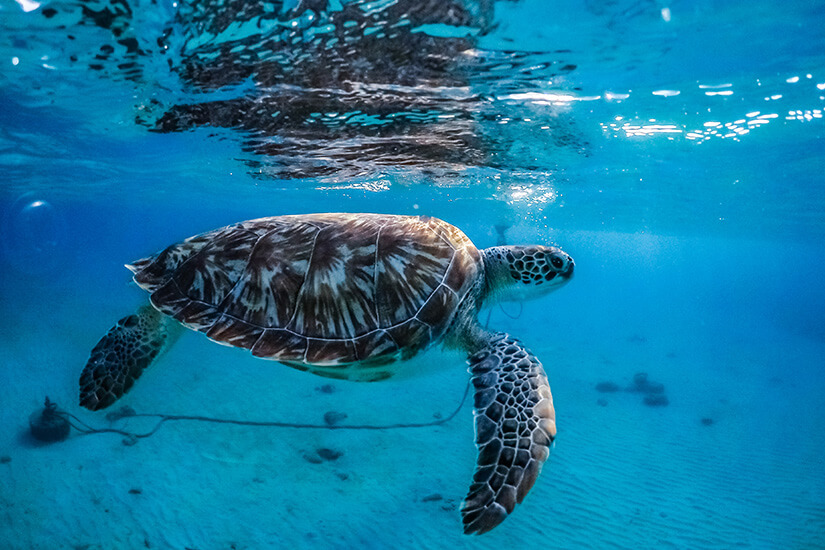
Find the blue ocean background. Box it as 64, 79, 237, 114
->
1, 0, 824, 548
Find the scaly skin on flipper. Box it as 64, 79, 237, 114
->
79, 305, 174, 411
462, 333, 556, 535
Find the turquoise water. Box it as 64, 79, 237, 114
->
2, 0, 824, 548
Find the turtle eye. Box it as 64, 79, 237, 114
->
551, 256, 564, 269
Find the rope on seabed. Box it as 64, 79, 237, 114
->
497, 301, 523, 320
56, 379, 472, 443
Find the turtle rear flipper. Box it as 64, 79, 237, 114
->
462, 334, 556, 535
79, 305, 175, 411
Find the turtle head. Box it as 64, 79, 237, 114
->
482, 245, 574, 302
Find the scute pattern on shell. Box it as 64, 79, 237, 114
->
129, 213, 480, 376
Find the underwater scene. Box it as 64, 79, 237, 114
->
1, 0, 824, 548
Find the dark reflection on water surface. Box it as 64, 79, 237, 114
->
65, 0, 585, 179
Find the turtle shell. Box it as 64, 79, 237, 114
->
128, 213, 481, 380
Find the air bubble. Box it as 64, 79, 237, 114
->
1, 195, 68, 276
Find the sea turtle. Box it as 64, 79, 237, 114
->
79, 213, 574, 534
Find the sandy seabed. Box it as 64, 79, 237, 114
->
2, 231, 824, 550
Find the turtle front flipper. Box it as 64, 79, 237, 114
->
79, 305, 176, 411
462, 333, 556, 535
